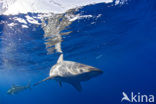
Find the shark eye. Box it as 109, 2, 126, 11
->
80, 69, 83, 72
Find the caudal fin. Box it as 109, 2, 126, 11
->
33, 77, 52, 86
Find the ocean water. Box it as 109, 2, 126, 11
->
0, 0, 156, 104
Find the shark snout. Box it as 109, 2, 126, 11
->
88, 67, 103, 77
89, 67, 103, 73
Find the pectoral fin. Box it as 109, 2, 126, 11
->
70, 82, 82, 92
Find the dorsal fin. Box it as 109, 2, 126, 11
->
57, 54, 63, 63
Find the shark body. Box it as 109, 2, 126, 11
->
7, 82, 31, 95
34, 54, 103, 91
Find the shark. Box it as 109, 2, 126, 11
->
34, 54, 103, 91
7, 81, 31, 95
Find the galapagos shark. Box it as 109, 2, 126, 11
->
7, 81, 31, 95
34, 54, 103, 91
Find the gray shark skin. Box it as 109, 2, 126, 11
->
7, 82, 31, 95
34, 54, 103, 91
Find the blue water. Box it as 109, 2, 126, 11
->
0, 0, 156, 104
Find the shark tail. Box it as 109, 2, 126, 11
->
33, 76, 53, 86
